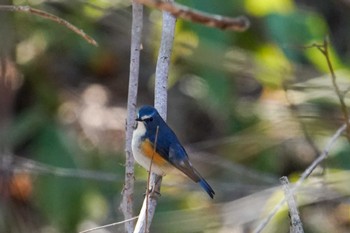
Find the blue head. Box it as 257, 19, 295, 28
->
135, 105, 176, 150
136, 106, 168, 138
136, 105, 163, 127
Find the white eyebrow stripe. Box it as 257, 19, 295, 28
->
141, 114, 152, 120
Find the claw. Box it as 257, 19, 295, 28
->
143, 186, 161, 198
149, 189, 161, 198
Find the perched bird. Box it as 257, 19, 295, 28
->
132, 105, 215, 198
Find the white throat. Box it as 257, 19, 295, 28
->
132, 121, 146, 141
131, 121, 168, 176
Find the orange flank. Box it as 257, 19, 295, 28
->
141, 139, 168, 166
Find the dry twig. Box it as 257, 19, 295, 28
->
304, 38, 350, 141
0, 5, 97, 46
145, 126, 159, 231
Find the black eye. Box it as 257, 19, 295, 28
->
149, 117, 153, 122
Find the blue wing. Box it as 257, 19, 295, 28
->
145, 119, 215, 198
143, 118, 178, 161
169, 144, 215, 199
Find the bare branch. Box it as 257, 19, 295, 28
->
0, 5, 97, 46
280, 176, 304, 233
120, 2, 144, 233
253, 123, 346, 233
136, 0, 249, 31
134, 2, 176, 232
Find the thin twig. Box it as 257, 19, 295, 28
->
78, 216, 139, 233
136, 0, 249, 31
0, 5, 97, 46
145, 169, 150, 233
120, 1, 144, 232
304, 38, 350, 141
280, 176, 304, 233
253, 123, 346, 233
145, 125, 159, 233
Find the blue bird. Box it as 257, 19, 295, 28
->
132, 105, 215, 198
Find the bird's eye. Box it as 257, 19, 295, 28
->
149, 117, 153, 122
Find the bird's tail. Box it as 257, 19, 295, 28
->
175, 160, 215, 199
198, 179, 215, 199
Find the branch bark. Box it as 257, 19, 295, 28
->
120, 1, 144, 233
280, 176, 304, 233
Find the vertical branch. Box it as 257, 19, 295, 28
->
134, 1, 176, 232
154, 7, 176, 116
120, 1, 143, 233
280, 176, 304, 233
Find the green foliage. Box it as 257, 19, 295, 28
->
31, 124, 85, 231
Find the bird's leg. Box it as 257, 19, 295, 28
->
150, 175, 162, 198
144, 175, 162, 198
149, 188, 161, 198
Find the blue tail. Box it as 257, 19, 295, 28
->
199, 179, 215, 199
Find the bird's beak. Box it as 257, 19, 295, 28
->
134, 116, 143, 129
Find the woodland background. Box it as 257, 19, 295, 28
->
0, 0, 350, 232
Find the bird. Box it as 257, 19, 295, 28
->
132, 105, 215, 198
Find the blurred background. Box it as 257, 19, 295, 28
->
0, 0, 350, 232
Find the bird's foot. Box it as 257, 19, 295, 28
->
143, 186, 161, 198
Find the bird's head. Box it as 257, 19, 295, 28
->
136, 105, 162, 129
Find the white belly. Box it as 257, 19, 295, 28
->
132, 122, 167, 176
